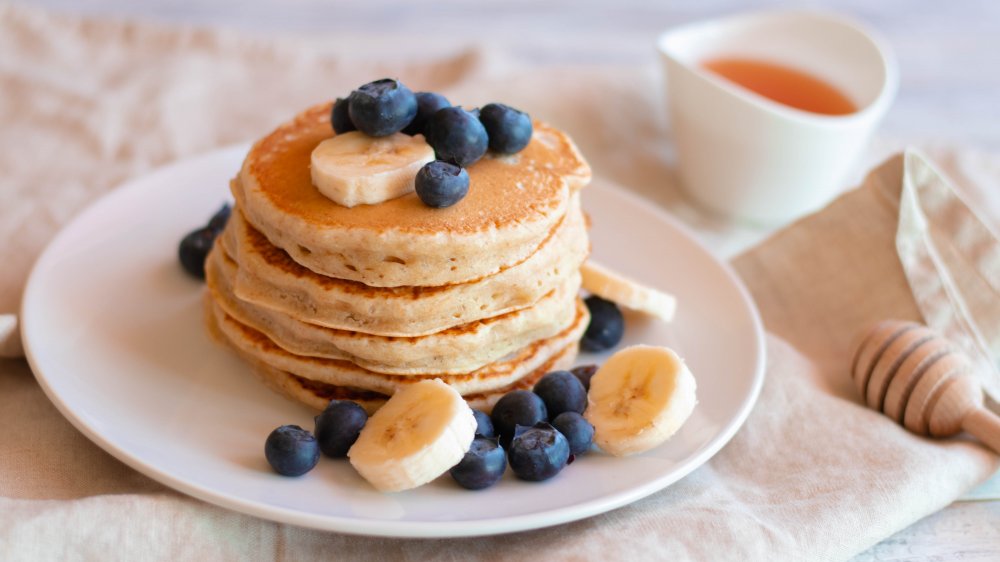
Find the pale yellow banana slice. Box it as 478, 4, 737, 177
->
348, 379, 476, 492
581, 261, 677, 322
310, 131, 435, 208
585, 345, 697, 456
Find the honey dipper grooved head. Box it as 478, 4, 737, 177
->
851, 319, 976, 437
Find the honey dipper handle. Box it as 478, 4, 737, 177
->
961, 408, 1000, 454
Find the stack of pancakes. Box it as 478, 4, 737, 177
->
205, 103, 592, 413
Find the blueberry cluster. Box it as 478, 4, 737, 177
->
263, 365, 601, 487
178, 203, 231, 280
331, 78, 534, 208
449, 365, 598, 489
264, 399, 369, 477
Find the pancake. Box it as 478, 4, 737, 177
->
221, 337, 579, 416
232, 102, 591, 287
207, 295, 589, 397
205, 292, 576, 415
222, 195, 589, 337
206, 241, 581, 375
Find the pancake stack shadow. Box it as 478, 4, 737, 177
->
204, 102, 593, 413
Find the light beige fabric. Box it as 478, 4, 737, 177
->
0, 314, 18, 358
1, 4, 998, 561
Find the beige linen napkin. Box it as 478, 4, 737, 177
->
1, 5, 998, 561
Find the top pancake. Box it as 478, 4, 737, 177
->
233, 102, 591, 287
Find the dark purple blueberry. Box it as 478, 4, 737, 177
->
314, 400, 368, 458
449, 437, 506, 490
507, 422, 570, 481
479, 103, 533, 154
533, 370, 587, 417
331, 97, 356, 134
264, 425, 320, 476
570, 364, 598, 392
551, 412, 594, 456
425, 106, 489, 167
402, 92, 451, 136
207, 202, 232, 233
415, 160, 469, 208
472, 409, 495, 438
491, 390, 547, 447
178, 226, 216, 280
348, 78, 418, 137
581, 296, 625, 352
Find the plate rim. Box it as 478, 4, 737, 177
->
20, 143, 766, 538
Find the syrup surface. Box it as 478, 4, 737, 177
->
702, 57, 857, 115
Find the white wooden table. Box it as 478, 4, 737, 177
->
19, 0, 1000, 558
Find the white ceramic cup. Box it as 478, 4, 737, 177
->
657, 11, 898, 224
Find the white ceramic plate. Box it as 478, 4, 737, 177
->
21, 145, 765, 538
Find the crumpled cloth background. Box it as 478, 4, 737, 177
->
1, 4, 998, 560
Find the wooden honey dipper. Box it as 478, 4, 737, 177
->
851, 319, 1000, 453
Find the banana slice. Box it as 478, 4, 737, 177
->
585, 345, 697, 456
310, 131, 435, 208
348, 379, 476, 492
581, 261, 677, 322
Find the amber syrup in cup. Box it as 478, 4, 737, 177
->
702, 58, 856, 115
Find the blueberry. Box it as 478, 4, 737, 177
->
314, 400, 368, 458
415, 161, 470, 208
264, 425, 320, 476
479, 103, 533, 154
472, 409, 495, 438
425, 106, 489, 167
570, 364, 598, 392
507, 422, 570, 481
402, 92, 450, 136
533, 370, 587, 417
491, 390, 547, 447
581, 295, 625, 352
551, 412, 594, 456
178, 226, 216, 280
207, 203, 232, 233
450, 437, 506, 490
348, 78, 418, 137
331, 97, 356, 134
